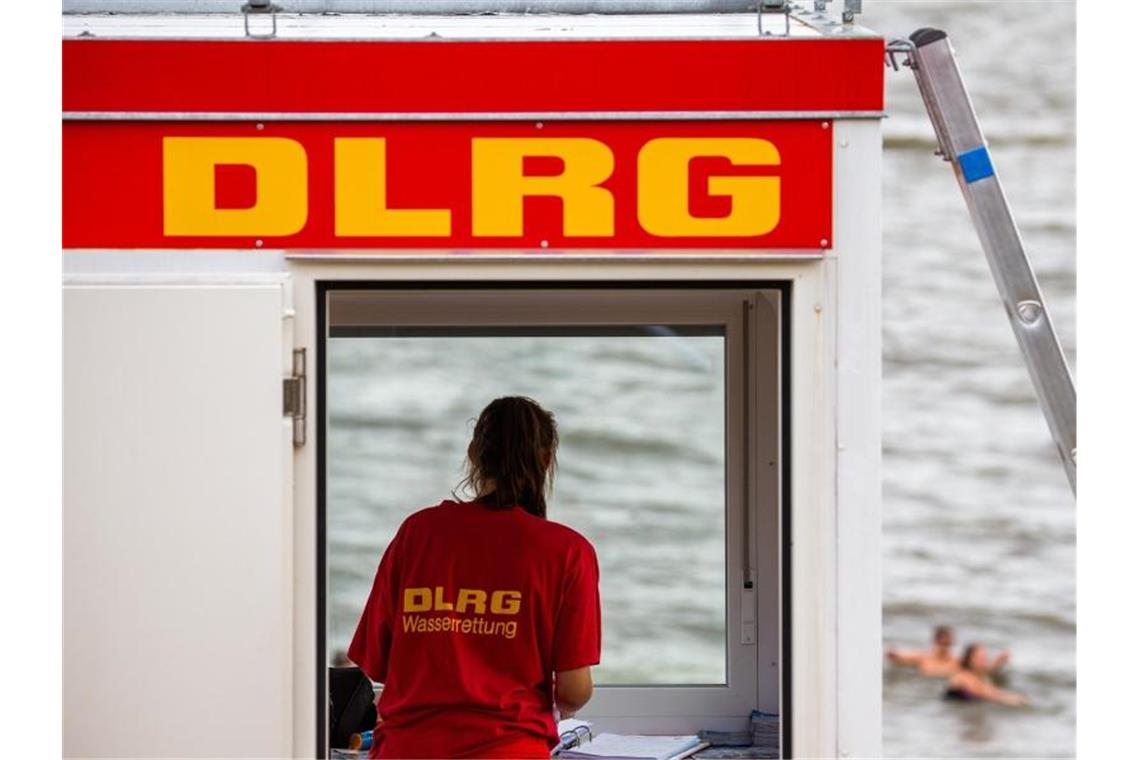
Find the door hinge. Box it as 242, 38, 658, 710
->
283, 348, 306, 447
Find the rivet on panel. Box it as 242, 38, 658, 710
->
1016, 300, 1043, 324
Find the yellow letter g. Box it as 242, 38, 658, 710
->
637, 137, 780, 238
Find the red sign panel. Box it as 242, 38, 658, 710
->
63, 38, 885, 116
62, 120, 832, 251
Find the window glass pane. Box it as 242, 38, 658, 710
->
327, 328, 727, 685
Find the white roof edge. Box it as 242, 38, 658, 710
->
63, 11, 882, 40
64, 1, 761, 13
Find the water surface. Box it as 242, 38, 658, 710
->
864, 2, 1075, 756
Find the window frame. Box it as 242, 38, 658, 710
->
318, 285, 782, 736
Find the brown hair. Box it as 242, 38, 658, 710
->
960, 643, 982, 671
458, 396, 559, 518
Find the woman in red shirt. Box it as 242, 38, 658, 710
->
349, 396, 602, 758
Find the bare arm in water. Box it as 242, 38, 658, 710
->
988, 649, 1011, 673
886, 648, 923, 666
887, 648, 958, 677
949, 671, 1027, 706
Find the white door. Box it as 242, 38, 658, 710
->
64, 279, 296, 758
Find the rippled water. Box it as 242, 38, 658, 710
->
865, 1, 1075, 757
327, 2, 1075, 756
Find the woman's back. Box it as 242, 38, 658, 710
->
349, 498, 601, 758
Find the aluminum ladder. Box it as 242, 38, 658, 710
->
888, 29, 1077, 494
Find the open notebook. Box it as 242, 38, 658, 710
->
557, 733, 707, 760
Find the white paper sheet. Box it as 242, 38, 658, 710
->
558, 733, 703, 760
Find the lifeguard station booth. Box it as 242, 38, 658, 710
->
62, 1, 884, 757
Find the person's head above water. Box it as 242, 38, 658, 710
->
459, 396, 559, 519
960, 642, 990, 673
933, 625, 956, 650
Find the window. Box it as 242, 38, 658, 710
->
321, 287, 781, 731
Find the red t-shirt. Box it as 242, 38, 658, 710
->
348, 499, 602, 759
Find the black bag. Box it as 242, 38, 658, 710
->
329, 666, 378, 749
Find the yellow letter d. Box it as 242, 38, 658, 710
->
162, 137, 308, 237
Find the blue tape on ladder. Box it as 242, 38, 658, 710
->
958, 145, 995, 184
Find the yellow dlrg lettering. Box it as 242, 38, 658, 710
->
162, 137, 308, 237
471, 138, 614, 237
402, 586, 521, 614
637, 137, 781, 237
334, 138, 452, 237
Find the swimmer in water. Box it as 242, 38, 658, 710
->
887, 625, 962, 677
887, 625, 1011, 678
944, 643, 1027, 706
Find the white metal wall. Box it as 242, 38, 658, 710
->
63, 238, 882, 758
63, 280, 296, 758
834, 119, 884, 759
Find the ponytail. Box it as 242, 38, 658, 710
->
458, 396, 558, 518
